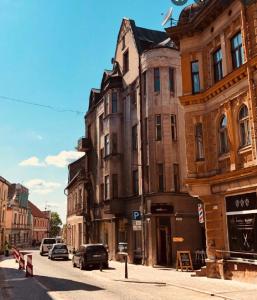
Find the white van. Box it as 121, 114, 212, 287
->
40, 238, 56, 256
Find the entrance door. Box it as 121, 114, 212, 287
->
159, 227, 167, 265
157, 217, 171, 265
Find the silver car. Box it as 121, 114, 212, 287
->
48, 243, 69, 260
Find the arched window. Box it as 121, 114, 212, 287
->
195, 123, 204, 160
239, 105, 251, 147
219, 115, 229, 154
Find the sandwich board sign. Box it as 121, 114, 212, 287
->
176, 251, 193, 271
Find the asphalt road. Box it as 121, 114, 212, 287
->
1, 250, 257, 300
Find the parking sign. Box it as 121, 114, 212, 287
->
132, 211, 141, 220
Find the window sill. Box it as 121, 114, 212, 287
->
195, 158, 205, 163
238, 144, 252, 154
218, 152, 230, 161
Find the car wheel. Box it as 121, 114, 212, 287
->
79, 259, 85, 270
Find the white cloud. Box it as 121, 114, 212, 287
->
19, 156, 46, 167
19, 150, 84, 168
25, 179, 61, 195
36, 135, 43, 140
45, 151, 84, 168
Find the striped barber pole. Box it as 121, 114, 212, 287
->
19, 252, 25, 270
198, 203, 204, 224
26, 255, 33, 277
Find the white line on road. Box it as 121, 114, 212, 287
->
33, 277, 49, 291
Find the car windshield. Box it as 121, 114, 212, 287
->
54, 244, 67, 250
43, 239, 56, 244
86, 245, 106, 252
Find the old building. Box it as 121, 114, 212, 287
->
0, 176, 10, 253
28, 201, 49, 244
5, 184, 31, 247
167, 0, 257, 281
79, 18, 203, 266
66, 155, 89, 250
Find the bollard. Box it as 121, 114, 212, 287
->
100, 261, 103, 272
26, 255, 33, 277
19, 252, 25, 270
125, 255, 128, 279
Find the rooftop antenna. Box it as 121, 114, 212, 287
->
161, 7, 173, 27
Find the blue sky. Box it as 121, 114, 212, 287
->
0, 0, 193, 222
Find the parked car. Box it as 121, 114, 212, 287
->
39, 238, 56, 256
72, 244, 109, 270
48, 243, 69, 260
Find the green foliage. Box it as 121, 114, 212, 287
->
49, 212, 62, 237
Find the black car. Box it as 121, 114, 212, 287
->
72, 244, 109, 270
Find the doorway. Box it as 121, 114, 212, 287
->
157, 217, 171, 265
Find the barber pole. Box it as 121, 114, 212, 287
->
19, 252, 25, 270
26, 255, 33, 277
198, 203, 204, 224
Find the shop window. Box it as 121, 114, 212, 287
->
239, 105, 251, 147
213, 48, 223, 82
219, 115, 229, 154
195, 123, 204, 160
155, 115, 162, 141
191, 61, 200, 94
231, 32, 244, 69
154, 68, 160, 92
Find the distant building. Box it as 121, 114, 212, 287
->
0, 176, 10, 252
5, 184, 31, 247
167, 0, 257, 281
28, 201, 49, 244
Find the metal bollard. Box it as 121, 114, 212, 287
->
125, 255, 128, 279
100, 261, 103, 272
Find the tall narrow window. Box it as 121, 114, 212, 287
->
104, 134, 110, 156
155, 115, 162, 141
231, 32, 244, 69
169, 67, 175, 93
171, 114, 177, 141
154, 68, 160, 92
191, 61, 200, 94
100, 148, 104, 168
123, 50, 129, 74
142, 71, 146, 96
104, 175, 110, 200
132, 125, 138, 150
104, 95, 109, 116
173, 164, 180, 192
158, 163, 164, 192
112, 92, 118, 113
100, 183, 104, 202
219, 115, 229, 154
132, 170, 139, 195
99, 114, 103, 134
112, 174, 118, 198
213, 48, 223, 82
112, 133, 117, 154
195, 123, 204, 160
239, 105, 251, 147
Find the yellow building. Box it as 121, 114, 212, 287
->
167, 0, 257, 282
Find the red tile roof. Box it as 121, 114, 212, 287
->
28, 201, 48, 219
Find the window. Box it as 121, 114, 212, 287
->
142, 71, 146, 96
158, 163, 164, 192
239, 104, 251, 147
104, 134, 110, 156
171, 114, 177, 141
104, 95, 109, 116
219, 115, 229, 154
104, 175, 110, 200
154, 68, 160, 92
213, 48, 223, 82
112, 174, 118, 198
100, 183, 104, 202
100, 148, 104, 168
99, 114, 103, 134
132, 125, 138, 150
123, 50, 129, 74
173, 164, 180, 192
112, 133, 118, 154
132, 170, 139, 195
130, 89, 137, 107
169, 67, 175, 93
191, 61, 200, 94
195, 123, 204, 160
155, 115, 162, 141
112, 92, 118, 113
231, 32, 244, 69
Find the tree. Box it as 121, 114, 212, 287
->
49, 212, 62, 237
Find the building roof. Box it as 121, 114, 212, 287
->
0, 176, 10, 186
28, 201, 48, 219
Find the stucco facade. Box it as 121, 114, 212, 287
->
167, 0, 257, 282
0, 176, 9, 252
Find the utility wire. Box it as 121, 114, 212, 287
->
0, 95, 84, 115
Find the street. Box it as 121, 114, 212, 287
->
1, 250, 257, 300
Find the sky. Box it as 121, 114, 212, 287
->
0, 0, 194, 223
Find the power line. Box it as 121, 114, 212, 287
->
0, 95, 84, 115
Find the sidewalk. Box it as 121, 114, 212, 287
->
79, 259, 257, 300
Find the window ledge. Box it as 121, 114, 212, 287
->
218, 152, 230, 161
195, 158, 205, 163
238, 144, 252, 154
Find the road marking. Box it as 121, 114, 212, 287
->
33, 278, 48, 291
4, 278, 27, 282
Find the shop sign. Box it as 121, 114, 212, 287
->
226, 192, 257, 212
173, 237, 184, 242
151, 204, 173, 214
